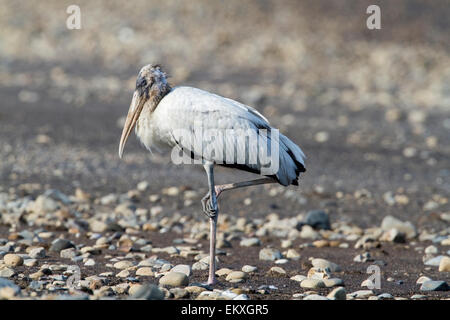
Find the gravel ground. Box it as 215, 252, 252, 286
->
0, 0, 449, 300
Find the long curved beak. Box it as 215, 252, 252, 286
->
118, 90, 146, 158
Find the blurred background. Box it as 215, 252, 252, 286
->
0, 0, 449, 228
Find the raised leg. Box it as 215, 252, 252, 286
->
201, 177, 276, 214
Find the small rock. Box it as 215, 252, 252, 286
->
171, 264, 192, 277
0, 268, 15, 278
420, 280, 449, 291
300, 279, 325, 289
113, 260, 134, 269
268, 266, 286, 276
311, 258, 341, 272
170, 288, 189, 299
215, 268, 233, 277
380, 216, 416, 239
226, 271, 247, 282
349, 290, 374, 299
425, 245, 438, 254
424, 255, 445, 266
327, 287, 346, 300
416, 276, 432, 284
29, 247, 46, 259
259, 247, 282, 261
136, 267, 154, 276
242, 265, 257, 273
323, 278, 344, 287
50, 239, 75, 252
286, 249, 300, 260
4, 253, 23, 267
304, 210, 330, 230
290, 275, 306, 282
130, 284, 164, 300
438, 256, 450, 272
303, 294, 328, 300
159, 272, 189, 287
240, 237, 261, 247
116, 270, 130, 278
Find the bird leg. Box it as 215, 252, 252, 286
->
203, 162, 219, 285
201, 177, 277, 215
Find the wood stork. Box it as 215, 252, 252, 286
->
119, 64, 306, 285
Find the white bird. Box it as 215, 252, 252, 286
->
119, 64, 306, 285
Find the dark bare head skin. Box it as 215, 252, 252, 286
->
119, 64, 172, 158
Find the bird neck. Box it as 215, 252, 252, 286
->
148, 82, 171, 112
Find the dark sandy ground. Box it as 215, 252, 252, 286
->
0, 1, 449, 300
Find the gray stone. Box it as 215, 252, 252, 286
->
0, 268, 15, 278
50, 239, 75, 252
171, 264, 192, 277
380, 216, 416, 238
327, 287, 346, 300
424, 255, 445, 266
240, 237, 261, 247
303, 210, 330, 230
311, 258, 342, 272
420, 280, 449, 292
259, 248, 282, 261
159, 272, 189, 287
0, 278, 20, 295
129, 284, 164, 300
29, 247, 46, 259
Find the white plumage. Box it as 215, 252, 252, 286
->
119, 64, 307, 285
136, 86, 306, 186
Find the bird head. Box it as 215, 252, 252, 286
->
118, 64, 169, 158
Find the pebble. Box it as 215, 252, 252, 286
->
304, 210, 330, 230
286, 249, 300, 259
424, 245, 438, 254
24, 258, 38, 267
380, 216, 416, 239
170, 288, 189, 299
136, 267, 154, 276
113, 260, 134, 269
0, 268, 15, 278
438, 256, 450, 272
116, 270, 130, 278
84, 259, 95, 266
420, 280, 449, 291
50, 239, 75, 252
311, 258, 341, 272
300, 279, 325, 289
192, 261, 208, 271
171, 264, 192, 277
416, 276, 432, 284
29, 247, 46, 259
424, 255, 445, 266
323, 278, 344, 287
226, 271, 247, 282
327, 287, 346, 300
303, 294, 328, 300
348, 290, 374, 299
353, 252, 373, 263
216, 268, 233, 276
268, 266, 286, 276
240, 237, 261, 247
411, 294, 427, 300
299, 225, 320, 239
259, 248, 282, 261
290, 275, 306, 282
242, 265, 257, 273
159, 272, 189, 287
4, 253, 23, 266
130, 284, 164, 300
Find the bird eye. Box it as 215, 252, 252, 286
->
136, 77, 147, 88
